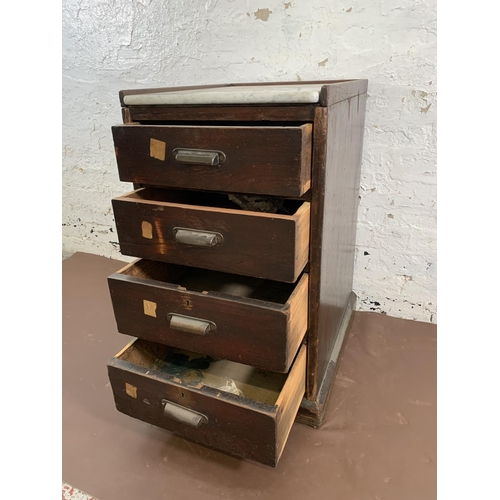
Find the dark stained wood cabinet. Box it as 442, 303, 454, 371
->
106, 80, 367, 466
111, 187, 310, 282
112, 124, 312, 196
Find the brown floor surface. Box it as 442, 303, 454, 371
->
63, 252, 436, 500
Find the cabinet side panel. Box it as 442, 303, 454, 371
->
307, 93, 366, 398
306, 107, 328, 398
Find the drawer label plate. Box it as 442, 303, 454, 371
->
143, 299, 157, 318
125, 383, 138, 398
150, 138, 166, 161
141, 221, 153, 239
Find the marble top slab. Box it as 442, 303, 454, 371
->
123, 84, 324, 106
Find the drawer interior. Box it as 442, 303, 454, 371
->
123, 187, 305, 215
109, 339, 307, 465
121, 259, 301, 304
117, 339, 288, 404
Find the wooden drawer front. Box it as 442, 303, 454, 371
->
108, 340, 307, 467
108, 260, 309, 373
112, 124, 312, 197
112, 188, 310, 283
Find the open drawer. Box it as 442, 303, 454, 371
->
107, 340, 307, 467
108, 259, 308, 373
112, 187, 310, 283
112, 124, 312, 197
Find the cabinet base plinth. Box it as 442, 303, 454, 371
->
296, 292, 356, 428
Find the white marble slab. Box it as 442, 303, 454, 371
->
123, 84, 323, 106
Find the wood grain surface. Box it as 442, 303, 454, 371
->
108, 340, 306, 466
112, 188, 310, 282
108, 259, 308, 372
127, 105, 317, 122
306, 93, 367, 398
112, 124, 312, 197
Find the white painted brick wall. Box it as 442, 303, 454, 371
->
62, 0, 437, 323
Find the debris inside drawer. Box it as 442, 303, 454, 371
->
228, 194, 290, 214
117, 341, 290, 405
157, 351, 245, 397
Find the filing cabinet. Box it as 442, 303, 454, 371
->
106, 80, 367, 466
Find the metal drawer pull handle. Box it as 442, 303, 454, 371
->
168, 313, 216, 335
173, 227, 223, 247
162, 400, 208, 427
173, 148, 226, 166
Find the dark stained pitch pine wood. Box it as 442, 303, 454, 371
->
126, 104, 317, 123
112, 187, 310, 283
108, 260, 309, 373
108, 340, 307, 467
107, 80, 368, 465
112, 124, 312, 197
306, 93, 367, 400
